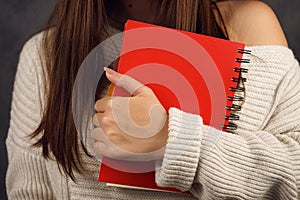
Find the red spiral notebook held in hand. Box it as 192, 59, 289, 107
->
98, 20, 249, 192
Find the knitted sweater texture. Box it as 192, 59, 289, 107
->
6, 32, 300, 200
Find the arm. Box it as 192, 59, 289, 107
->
156, 60, 300, 199
6, 34, 54, 199
156, 1, 299, 199
92, 48, 300, 199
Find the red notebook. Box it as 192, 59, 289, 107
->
98, 20, 249, 192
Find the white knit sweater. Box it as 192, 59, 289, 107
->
6, 32, 300, 200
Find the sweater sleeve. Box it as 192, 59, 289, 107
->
155, 55, 300, 199
6, 34, 54, 200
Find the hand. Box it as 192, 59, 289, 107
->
92, 67, 168, 161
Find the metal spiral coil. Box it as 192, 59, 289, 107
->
231, 77, 247, 83
222, 48, 251, 133
224, 113, 240, 120
229, 86, 245, 92
238, 48, 251, 54
222, 122, 238, 132
225, 104, 242, 111
227, 96, 244, 101
236, 58, 250, 63
234, 68, 248, 73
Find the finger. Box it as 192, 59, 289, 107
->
94, 96, 112, 113
92, 128, 127, 160
92, 127, 106, 141
104, 67, 144, 95
96, 142, 165, 162
92, 114, 100, 127
94, 139, 130, 161
93, 141, 106, 156
93, 112, 114, 131
92, 127, 116, 154
92, 126, 165, 161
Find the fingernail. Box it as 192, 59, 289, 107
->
104, 67, 116, 75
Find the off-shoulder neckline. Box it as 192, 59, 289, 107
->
245, 45, 292, 51
108, 25, 296, 57
244, 45, 295, 58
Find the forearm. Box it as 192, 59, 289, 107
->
156, 50, 300, 199
156, 108, 300, 199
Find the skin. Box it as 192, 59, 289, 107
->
217, 0, 288, 46
93, 68, 168, 161
93, 0, 288, 161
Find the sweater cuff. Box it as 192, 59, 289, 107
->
155, 107, 203, 192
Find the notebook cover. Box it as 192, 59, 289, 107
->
98, 20, 245, 193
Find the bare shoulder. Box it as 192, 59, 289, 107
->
217, 0, 288, 47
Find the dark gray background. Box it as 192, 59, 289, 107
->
0, 1, 299, 199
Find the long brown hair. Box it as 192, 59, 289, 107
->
31, 0, 228, 181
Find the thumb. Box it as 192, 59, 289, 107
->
104, 67, 144, 96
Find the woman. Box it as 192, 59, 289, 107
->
6, 0, 300, 199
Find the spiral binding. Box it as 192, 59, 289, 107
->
231, 77, 247, 83
222, 48, 251, 133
